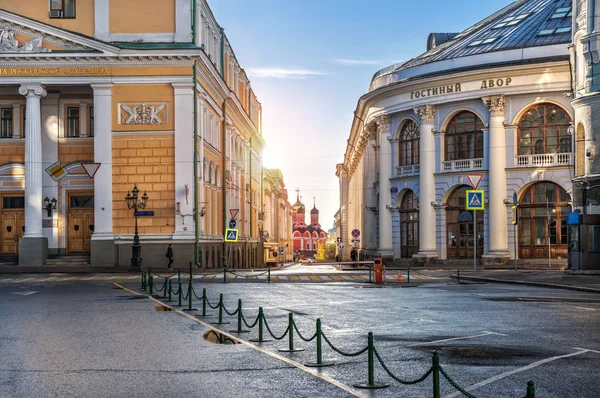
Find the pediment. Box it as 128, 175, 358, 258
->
0, 11, 117, 55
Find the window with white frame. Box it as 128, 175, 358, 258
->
1, 108, 13, 138
49, 0, 76, 18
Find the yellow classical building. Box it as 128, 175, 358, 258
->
0, 0, 265, 268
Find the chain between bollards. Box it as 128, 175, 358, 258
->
432, 351, 440, 398
278, 313, 304, 353
211, 293, 229, 325
249, 307, 272, 343
305, 318, 334, 367
229, 299, 249, 333
354, 332, 388, 389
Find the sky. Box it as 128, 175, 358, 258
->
209, 0, 514, 230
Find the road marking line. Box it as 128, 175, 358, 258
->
114, 283, 366, 398
56, 277, 76, 282
574, 347, 600, 355
443, 349, 590, 398
574, 306, 596, 311
299, 276, 310, 281
126, 276, 139, 279
0, 278, 14, 283
103, 276, 120, 280
385, 331, 504, 351
309, 276, 321, 281
320, 276, 332, 281
80, 276, 98, 281
32, 277, 57, 282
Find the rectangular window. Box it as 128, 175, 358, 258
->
3, 196, 24, 209
66, 106, 80, 137
1, 108, 13, 138
70, 195, 94, 208
49, 0, 76, 18
89, 106, 94, 137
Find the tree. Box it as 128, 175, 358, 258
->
315, 241, 336, 261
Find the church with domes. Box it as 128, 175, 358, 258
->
291, 190, 328, 254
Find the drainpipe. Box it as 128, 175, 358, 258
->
193, 62, 199, 267
191, 0, 197, 44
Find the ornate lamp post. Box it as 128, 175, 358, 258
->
125, 185, 149, 270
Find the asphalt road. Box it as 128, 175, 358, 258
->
1, 278, 599, 397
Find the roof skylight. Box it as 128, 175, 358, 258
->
538, 26, 572, 36
550, 6, 572, 19
468, 37, 498, 47
493, 13, 530, 29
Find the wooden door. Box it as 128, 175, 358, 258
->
68, 209, 93, 253
1, 211, 24, 254
84, 212, 93, 253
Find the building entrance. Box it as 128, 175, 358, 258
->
1, 196, 25, 255
446, 186, 483, 259
67, 194, 94, 254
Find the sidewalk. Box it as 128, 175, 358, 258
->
455, 270, 600, 294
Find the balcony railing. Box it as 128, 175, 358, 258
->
395, 164, 420, 177
515, 153, 572, 168
441, 158, 483, 173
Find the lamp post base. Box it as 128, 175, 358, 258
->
130, 242, 143, 271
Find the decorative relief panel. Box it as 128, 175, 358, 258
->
0, 28, 51, 53
118, 103, 168, 125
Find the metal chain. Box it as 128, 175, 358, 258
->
205, 296, 220, 309
373, 347, 433, 385
191, 285, 204, 301
223, 302, 239, 316
181, 284, 190, 300
150, 271, 176, 279
263, 316, 290, 340
292, 319, 317, 342
152, 279, 167, 293
241, 311, 260, 329
439, 365, 477, 398
321, 331, 368, 357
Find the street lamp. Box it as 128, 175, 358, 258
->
43, 197, 57, 217
125, 185, 149, 270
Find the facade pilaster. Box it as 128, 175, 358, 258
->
19, 84, 47, 265
376, 115, 393, 258
413, 105, 437, 263
482, 95, 510, 263
173, 82, 196, 239
389, 206, 401, 260
90, 84, 114, 266
199, 95, 206, 234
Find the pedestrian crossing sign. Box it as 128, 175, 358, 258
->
466, 190, 484, 210
224, 228, 238, 242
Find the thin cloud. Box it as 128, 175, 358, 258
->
334, 58, 380, 66
247, 67, 328, 79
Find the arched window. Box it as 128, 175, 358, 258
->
519, 182, 570, 259
400, 190, 419, 258
398, 120, 420, 166
446, 185, 483, 259
518, 104, 571, 155
445, 111, 484, 161
208, 162, 214, 184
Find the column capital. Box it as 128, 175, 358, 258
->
375, 115, 391, 133
19, 84, 46, 98
482, 95, 506, 116
91, 83, 113, 95
414, 105, 436, 123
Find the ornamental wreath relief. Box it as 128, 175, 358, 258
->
118, 103, 168, 125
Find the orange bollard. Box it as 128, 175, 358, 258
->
374, 258, 383, 283
397, 272, 403, 283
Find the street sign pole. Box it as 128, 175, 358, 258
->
474, 210, 477, 273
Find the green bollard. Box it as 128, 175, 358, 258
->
457, 268, 460, 284
249, 307, 272, 343
407, 265, 411, 284
178, 268, 181, 285
229, 299, 249, 333
149, 275, 154, 296
268, 266, 271, 283
224, 267, 227, 284
182, 279, 197, 312
278, 313, 304, 352
432, 351, 440, 398
177, 280, 182, 306
141, 271, 145, 290
526, 380, 535, 398
305, 318, 334, 367
163, 277, 168, 298
167, 279, 172, 302
197, 288, 211, 317
354, 332, 389, 389
211, 293, 230, 325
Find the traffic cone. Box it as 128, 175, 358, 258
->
397, 272, 403, 283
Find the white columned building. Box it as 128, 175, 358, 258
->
414, 105, 437, 263
377, 115, 393, 257
90, 84, 114, 266
19, 84, 47, 265
482, 95, 510, 263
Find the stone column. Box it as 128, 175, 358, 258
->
376, 115, 393, 258
173, 82, 195, 239
41, 93, 59, 254
18, 84, 47, 265
413, 105, 437, 263
390, 206, 401, 260
482, 96, 510, 264
90, 84, 115, 266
